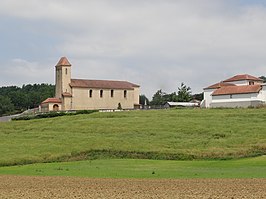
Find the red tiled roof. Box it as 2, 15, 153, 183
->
70, 79, 139, 89
223, 74, 262, 82
204, 82, 235, 90
56, 57, 71, 67
62, 92, 72, 97
41, 98, 62, 104
212, 85, 261, 96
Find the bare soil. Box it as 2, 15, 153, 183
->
0, 175, 265, 199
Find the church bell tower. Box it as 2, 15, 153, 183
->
55, 57, 72, 99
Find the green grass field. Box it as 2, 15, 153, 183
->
0, 156, 265, 178
0, 108, 266, 167
1, 108, 266, 178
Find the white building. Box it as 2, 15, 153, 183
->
201, 74, 266, 108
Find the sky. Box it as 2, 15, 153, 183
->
1, 0, 266, 99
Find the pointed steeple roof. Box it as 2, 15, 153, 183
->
56, 57, 71, 67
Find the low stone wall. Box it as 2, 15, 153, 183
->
210, 100, 264, 108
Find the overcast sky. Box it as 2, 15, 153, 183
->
1, 0, 266, 99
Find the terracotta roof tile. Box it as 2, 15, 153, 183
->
70, 79, 139, 90
223, 74, 262, 82
212, 85, 261, 96
62, 92, 72, 97
56, 57, 71, 67
204, 82, 235, 90
41, 98, 62, 104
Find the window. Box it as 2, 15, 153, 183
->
111, 90, 114, 98
249, 81, 254, 85
100, 90, 103, 98
124, 90, 127, 98
230, 94, 233, 99
89, 90, 92, 98
65, 68, 67, 75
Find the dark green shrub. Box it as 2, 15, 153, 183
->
12, 110, 98, 121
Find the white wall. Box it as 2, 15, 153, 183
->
212, 93, 259, 103
203, 89, 215, 108
257, 85, 266, 101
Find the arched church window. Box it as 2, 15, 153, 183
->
124, 90, 127, 98
100, 90, 103, 98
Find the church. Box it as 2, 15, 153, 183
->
41, 57, 140, 112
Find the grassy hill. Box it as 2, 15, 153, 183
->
0, 108, 266, 166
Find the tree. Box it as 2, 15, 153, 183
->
0, 95, 14, 116
177, 82, 192, 102
139, 95, 150, 106
150, 89, 166, 105
259, 76, 266, 83
192, 92, 203, 101
0, 84, 55, 113
163, 92, 178, 102
150, 90, 179, 105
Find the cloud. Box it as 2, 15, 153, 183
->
1, 1, 266, 98
0, 59, 53, 86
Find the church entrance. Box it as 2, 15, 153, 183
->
53, 104, 59, 111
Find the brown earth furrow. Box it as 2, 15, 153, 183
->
0, 175, 265, 199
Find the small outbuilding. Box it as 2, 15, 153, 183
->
164, 101, 199, 108
41, 98, 62, 112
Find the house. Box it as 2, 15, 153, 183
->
41, 57, 140, 112
201, 74, 266, 108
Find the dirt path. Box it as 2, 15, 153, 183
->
0, 113, 21, 122
0, 175, 265, 199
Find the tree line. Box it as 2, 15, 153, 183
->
140, 82, 203, 106
0, 84, 54, 116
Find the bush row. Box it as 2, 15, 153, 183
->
1, 147, 265, 167
12, 110, 98, 121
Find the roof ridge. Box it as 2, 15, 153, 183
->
204, 81, 235, 90
70, 79, 139, 89
71, 78, 129, 82
223, 74, 262, 82
41, 98, 62, 104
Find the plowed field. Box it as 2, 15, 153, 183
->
0, 175, 265, 199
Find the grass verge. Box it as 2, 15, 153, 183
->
0, 156, 266, 179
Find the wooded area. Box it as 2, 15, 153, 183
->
0, 84, 54, 116
149, 82, 203, 106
